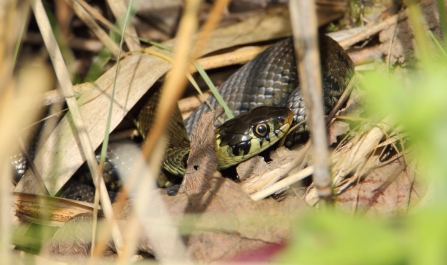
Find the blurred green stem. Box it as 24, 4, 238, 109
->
437, 0, 447, 47
405, 0, 431, 69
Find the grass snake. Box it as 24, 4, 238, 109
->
15, 35, 354, 202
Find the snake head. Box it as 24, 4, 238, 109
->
215, 106, 293, 169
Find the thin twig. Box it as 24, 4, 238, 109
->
347, 45, 383, 65
290, 0, 333, 201
387, 12, 400, 71
326, 74, 357, 126
339, 11, 407, 49
251, 166, 314, 201
16, 136, 49, 195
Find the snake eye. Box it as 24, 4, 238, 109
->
254, 123, 269, 137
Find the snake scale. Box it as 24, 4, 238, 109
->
14, 35, 354, 202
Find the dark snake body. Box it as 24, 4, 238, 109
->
15, 35, 354, 202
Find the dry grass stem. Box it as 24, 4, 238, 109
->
192, 0, 230, 59
195, 45, 269, 70
78, 0, 121, 33
178, 91, 212, 114
105, 0, 140, 51
142, 0, 200, 158
66, 0, 120, 56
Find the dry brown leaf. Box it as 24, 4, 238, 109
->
335, 158, 423, 216
13, 193, 102, 226
180, 110, 219, 194
303, 155, 424, 215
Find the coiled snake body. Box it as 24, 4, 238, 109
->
14, 35, 354, 202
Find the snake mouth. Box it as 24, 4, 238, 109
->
215, 106, 294, 169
